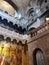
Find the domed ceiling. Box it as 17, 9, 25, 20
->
0, 0, 49, 31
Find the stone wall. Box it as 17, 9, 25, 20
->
28, 29, 49, 65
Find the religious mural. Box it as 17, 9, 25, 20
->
0, 42, 22, 65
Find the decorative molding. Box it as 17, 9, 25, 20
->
0, 25, 29, 43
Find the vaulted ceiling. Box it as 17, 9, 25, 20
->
0, 0, 49, 30
6, 0, 46, 16
4, 0, 49, 18
12, 0, 34, 15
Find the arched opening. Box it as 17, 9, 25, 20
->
13, 24, 18, 31
18, 26, 22, 34
2, 18, 8, 26
6, 37, 11, 43
22, 28, 26, 34
0, 35, 4, 41
8, 21, 13, 28
33, 48, 45, 65
12, 39, 17, 44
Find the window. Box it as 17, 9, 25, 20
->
33, 49, 45, 65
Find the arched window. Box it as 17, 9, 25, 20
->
13, 24, 18, 29
33, 49, 45, 65
2, 18, 8, 26
8, 21, 13, 28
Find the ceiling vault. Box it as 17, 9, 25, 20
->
4, 0, 18, 11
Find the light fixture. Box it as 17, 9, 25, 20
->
46, 17, 49, 21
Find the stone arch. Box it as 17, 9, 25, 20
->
33, 48, 45, 65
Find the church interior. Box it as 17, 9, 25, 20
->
0, 0, 49, 65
